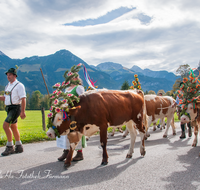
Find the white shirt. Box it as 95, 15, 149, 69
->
65, 85, 85, 96
4, 79, 26, 105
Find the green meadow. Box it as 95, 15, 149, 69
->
0, 110, 180, 147
0, 110, 54, 146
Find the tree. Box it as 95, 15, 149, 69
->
157, 89, 165, 96
41, 94, 50, 110
121, 80, 130, 90
30, 90, 43, 110
176, 64, 191, 79
148, 90, 156, 95
165, 91, 173, 96
26, 93, 30, 110
0, 91, 5, 110
171, 78, 182, 95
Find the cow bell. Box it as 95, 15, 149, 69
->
70, 121, 77, 130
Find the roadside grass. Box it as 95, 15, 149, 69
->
0, 110, 54, 147
0, 110, 180, 146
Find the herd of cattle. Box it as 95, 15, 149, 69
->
46, 89, 200, 168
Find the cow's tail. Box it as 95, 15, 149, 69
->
137, 90, 148, 132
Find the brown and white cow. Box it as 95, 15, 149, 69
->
47, 89, 147, 167
123, 95, 176, 138
180, 101, 200, 147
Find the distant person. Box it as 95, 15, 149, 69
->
172, 82, 192, 138
0, 68, 26, 156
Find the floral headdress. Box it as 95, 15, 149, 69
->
176, 68, 200, 117
47, 63, 82, 137
129, 74, 142, 90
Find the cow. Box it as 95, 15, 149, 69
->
47, 89, 147, 167
122, 95, 176, 138
180, 101, 200, 147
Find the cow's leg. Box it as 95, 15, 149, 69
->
192, 125, 198, 147
145, 117, 151, 139
118, 127, 123, 133
64, 147, 74, 168
111, 127, 115, 136
126, 121, 137, 158
163, 115, 173, 138
100, 127, 108, 165
153, 122, 156, 131
160, 119, 164, 130
139, 131, 146, 156
170, 116, 176, 135
123, 128, 129, 138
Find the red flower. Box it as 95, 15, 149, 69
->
62, 99, 67, 103
57, 91, 62, 96
67, 72, 73, 76
67, 93, 73, 97
54, 83, 60, 87
50, 106, 53, 111
77, 63, 82, 66
54, 99, 59, 105
47, 113, 53, 118
55, 107, 60, 113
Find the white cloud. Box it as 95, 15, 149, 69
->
0, 0, 200, 73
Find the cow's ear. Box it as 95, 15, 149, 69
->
196, 101, 200, 109
196, 96, 200, 108
68, 106, 81, 116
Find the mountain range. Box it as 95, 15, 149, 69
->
0, 49, 178, 94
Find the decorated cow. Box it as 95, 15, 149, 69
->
177, 68, 200, 146
47, 89, 147, 167
180, 102, 200, 146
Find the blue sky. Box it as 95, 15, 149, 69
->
0, 0, 200, 73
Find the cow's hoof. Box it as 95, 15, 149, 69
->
141, 151, 146, 156
192, 144, 197, 147
64, 163, 71, 168
101, 161, 108, 165
146, 133, 150, 137
122, 135, 127, 138
163, 135, 167, 138
126, 154, 132, 158
173, 132, 176, 136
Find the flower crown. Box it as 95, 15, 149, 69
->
47, 63, 82, 137
176, 68, 200, 117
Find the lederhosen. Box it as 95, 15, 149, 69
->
5, 82, 21, 124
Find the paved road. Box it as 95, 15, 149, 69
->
0, 122, 200, 190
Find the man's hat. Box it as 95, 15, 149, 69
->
5, 68, 18, 77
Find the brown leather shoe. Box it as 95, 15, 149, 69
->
72, 151, 83, 162
180, 132, 186, 139
58, 149, 69, 161
15, 145, 24, 153
1, 146, 15, 156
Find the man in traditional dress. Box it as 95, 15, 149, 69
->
0, 67, 26, 156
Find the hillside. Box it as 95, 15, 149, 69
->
0, 50, 177, 94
